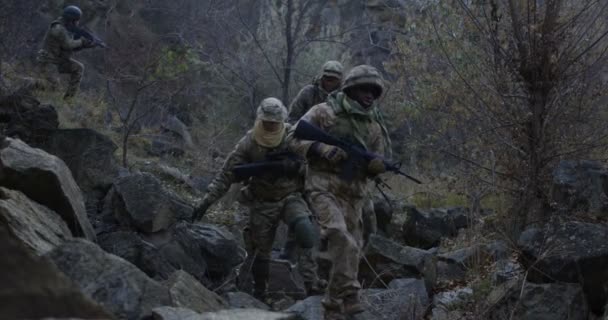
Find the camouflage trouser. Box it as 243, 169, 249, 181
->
307, 190, 364, 308
244, 192, 318, 296
37, 51, 84, 98
362, 199, 377, 244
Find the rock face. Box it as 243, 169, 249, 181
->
485, 280, 588, 320
0, 137, 95, 240
0, 92, 58, 146
164, 270, 227, 313
402, 207, 470, 249
518, 221, 608, 313
46, 239, 171, 319
110, 173, 193, 233
0, 187, 72, 255
361, 234, 436, 291
0, 224, 111, 319
552, 160, 608, 218
147, 115, 194, 157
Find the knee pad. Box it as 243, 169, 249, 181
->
291, 216, 315, 249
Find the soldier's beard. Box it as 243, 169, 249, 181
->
253, 119, 285, 148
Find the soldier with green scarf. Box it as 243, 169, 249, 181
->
287, 65, 392, 319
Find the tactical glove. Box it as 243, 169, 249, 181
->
310, 142, 348, 164
192, 196, 212, 222
367, 158, 386, 175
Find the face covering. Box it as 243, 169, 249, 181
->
253, 119, 285, 148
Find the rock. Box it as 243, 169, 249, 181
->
402, 206, 471, 249
432, 287, 473, 318
492, 259, 522, 285
286, 296, 324, 320
373, 194, 394, 235
436, 260, 466, 283
0, 223, 112, 319
0, 187, 72, 255
225, 292, 270, 310
164, 270, 227, 313
485, 280, 588, 320
152, 307, 201, 320
0, 138, 95, 240
110, 172, 193, 233
162, 115, 194, 148
361, 234, 436, 291
46, 239, 171, 319
148, 134, 186, 157
152, 307, 300, 320
267, 259, 305, 299
518, 221, 608, 313
552, 160, 608, 219
0, 93, 58, 146
41, 129, 119, 219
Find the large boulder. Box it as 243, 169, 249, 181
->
0, 223, 112, 319
485, 279, 588, 320
552, 160, 608, 219
0, 92, 58, 146
518, 221, 608, 313
46, 239, 171, 320
109, 172, 193, 233
402, 206, 471, 249
361, 234, 436, 291
0, 137, 95, 240
0, 187, 72, 255
147, 115, 194, 158
164, 270, 227, 313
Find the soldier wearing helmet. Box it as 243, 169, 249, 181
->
37, 5, 95, 99
192, 97, 324, 300
288, 60, 344, 123
287, 65, 392, 319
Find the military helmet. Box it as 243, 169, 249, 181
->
256, 97, 288, 122
321, 60, 344, 79
342, 64, 384, 98
63, 5, 82, 21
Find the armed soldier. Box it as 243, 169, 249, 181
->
192, 98, 324, 300
37, 5, 95, 99
288, 60, 344, 123
288, 65, 392, 319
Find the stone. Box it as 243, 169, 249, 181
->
0, 223, 111, 319
0, 93, 58, 146
432, 287, 473, 313
152, 307, 300, 320
110, 172, 193, 233
46, 239, 171, 320
0, 187, 72, 255
518, 221, 608, 313
361, 234, 436, 291
225, 291, 270, 310
152, 307, 201, 320
402, 206, 471, 249
164, 270, 227, 313
485, 280, 588, 320
0, 137, 95, 240
552, 160, 608, 219
492, 259, 522, 285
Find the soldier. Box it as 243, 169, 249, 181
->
288, 65, 392, 319
288, 60, 344, 123
192, 98, 323, 300
37, 5, 94, 99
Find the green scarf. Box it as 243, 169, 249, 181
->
328, 92, 393, 158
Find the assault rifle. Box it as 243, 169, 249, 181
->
232, 151, 302, 181
67, 25, 108, 48
294, 120, 422, 184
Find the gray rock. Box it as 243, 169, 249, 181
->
46, 239, 171, 319
402, 206, 472, 249
361, 234, 436, 291
432, 287, 473, 311
485, 280, 588, 320
0, 223, 112, 319
0, 93, 58, 146
153, 307, 300, 320
0, 187, 72, 255
436, 260, 466, 283
518, 221, 608, 313
164, 270, 227, 313
225, 291, 270, 310
152, 306, 201, 320
286, 296, 324, 320
111, 172, 193, 233
552, 160, 608, 219
492, 259, 522, 285
0, 138, 95, 240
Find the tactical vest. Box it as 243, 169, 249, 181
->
41, 18, 73, 61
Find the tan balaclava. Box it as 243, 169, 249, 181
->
253, 97, 288, 148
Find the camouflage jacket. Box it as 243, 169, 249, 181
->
205, 123, 304, 204
288, 83, 328, 123
288, 103, 385, 198
39, 18, 84, 62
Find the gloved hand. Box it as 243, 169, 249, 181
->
311, 142, 348, 164
367, 158, 386, 175
81, 38, 95, 48
191, 196, 212, 222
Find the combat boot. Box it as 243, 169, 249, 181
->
343, 294, 365, 315
322, 298, 345, 320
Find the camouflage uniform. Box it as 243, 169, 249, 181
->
288, 60, 344, 123
37, 17, 87, 98
200, 98, 319, 299
288, 65, 390, 317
